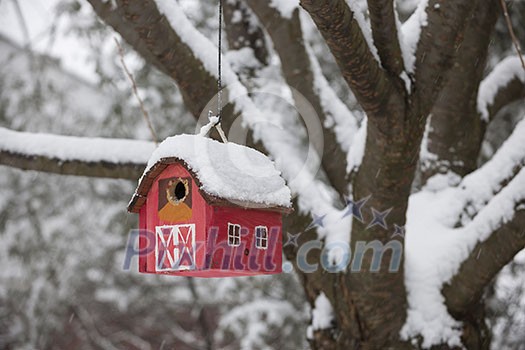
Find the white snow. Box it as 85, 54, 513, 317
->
198, 115, 220, 137
393, 2, 413, 91
452, 117, 525, 226
402, 116, 525, 347
400, 71, 412, 92
307, 292, 334, 339
477, 55, 525, 121
307, 44, 359, 153
419, 114, 438, 171
346, 117, 368, 174
345, 0, 380, 63
402, 187, 464, 347
0, 127, 155, 164
142, 134, 292, 208
225, 47, 262, 73
424, 171, 461, 192
269, 0, 299, 19
231, 9, 242, 23
400, 0, 429, 73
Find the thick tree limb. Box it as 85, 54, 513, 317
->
296, 1, 433, 344
443, 210, 525, 316
0, 150, 145, 180
421, 0, 498, 183
414, 0, 474, 117
368, 0, 405, 75
0, 127, 152, 180
300, 0, 398, 118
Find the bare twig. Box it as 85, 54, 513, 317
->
499, 0, 525, 70
114, 38, 159, 144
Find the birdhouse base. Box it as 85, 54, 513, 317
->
138, 269, 282, 278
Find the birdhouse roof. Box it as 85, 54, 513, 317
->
128, 134, 292, 213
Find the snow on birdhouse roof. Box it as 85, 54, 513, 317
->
128, 134, 292, 213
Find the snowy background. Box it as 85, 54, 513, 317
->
0, 0, 524, 349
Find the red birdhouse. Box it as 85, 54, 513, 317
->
127, 134, 292, 277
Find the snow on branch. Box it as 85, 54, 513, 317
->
306, 292, 335, 340
402, 116, 525, 347
0, 127, 154, 179
400, 0, 429, 74
306, 44, 359, 156
477, 55, 525, 121
463, 167, 525, 246
403, 169, 525, 347
451, 117, 525, 226
269, 0, 299, 19
443, 210, 525, 317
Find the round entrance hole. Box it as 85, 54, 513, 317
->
174, 181, 186, 200
167, 178, 188, 205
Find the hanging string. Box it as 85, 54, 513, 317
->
217, 0, 223, 122
214, 0, 227, 142
202, 0, 227, 143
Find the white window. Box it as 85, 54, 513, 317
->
255, 226, 268, 249
228, 223, 241, 246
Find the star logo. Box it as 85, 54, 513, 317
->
305, 213, 327, 231
391, 224, 405, 238
367, 207, 392, 230
342, 195, 370, 222
283, 232, 301, 248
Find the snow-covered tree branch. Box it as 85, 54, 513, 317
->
441, 117, 525, 315
443, 211, 525, 317
0, 128, 153, 179
478, 55, 525, 122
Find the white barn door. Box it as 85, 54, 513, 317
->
155, 224, 196, 271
